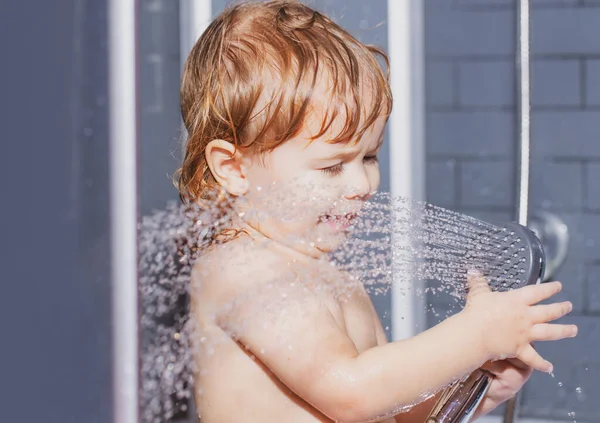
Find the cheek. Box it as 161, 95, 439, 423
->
244, 162, 345, 221
280, 171, 339, 206
245, 176, 327, 221
368, 166, 381, 192
245, 162, 277, 187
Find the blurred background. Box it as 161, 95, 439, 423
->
1, 0, 598, 422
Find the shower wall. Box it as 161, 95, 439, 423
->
424, 1, 600, 421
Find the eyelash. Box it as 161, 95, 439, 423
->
321, 156, 379, 176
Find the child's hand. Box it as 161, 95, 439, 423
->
475, 358, 532, 417
462, 272, 577, 373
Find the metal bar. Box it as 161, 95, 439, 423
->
108, 0, 140, 421
388, 0, 426, 341
504, 0, 531, 421
515, 0, 532, 228
179, 0, 212, 150
179, 0, 212, 73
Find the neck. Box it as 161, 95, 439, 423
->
229, 213, 329, 263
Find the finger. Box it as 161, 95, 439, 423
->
517, 344, 553, 373
466, 269, 492, 297
530, 323, 578, 342
517, 281, 562, 305
530, 301, 573, 323
481, 360, 510, 376
482, 358, 531, 377
505, 358, 531, 372
482, 358, 530, 373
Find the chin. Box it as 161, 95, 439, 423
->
313, 228, 351, 254
257, 218, 351, 256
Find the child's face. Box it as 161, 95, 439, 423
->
240, 111, 386, 256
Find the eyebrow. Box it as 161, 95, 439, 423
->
321, 148, 362, 161
318, 131, 385, 161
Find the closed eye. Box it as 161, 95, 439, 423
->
321, 162, 345, 176
321, 156, 378, 176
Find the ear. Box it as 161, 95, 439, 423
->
205, 139, 249, 196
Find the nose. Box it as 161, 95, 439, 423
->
344, 166, 372, 201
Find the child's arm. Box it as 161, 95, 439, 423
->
218, 270, 574, 423
365, 296, 441, 423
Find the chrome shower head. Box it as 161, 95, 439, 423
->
528, 212, 569, 282
486, 221, 546, 289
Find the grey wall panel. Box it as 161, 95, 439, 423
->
0, 1, 114, 422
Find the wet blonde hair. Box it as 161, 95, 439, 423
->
176, 0, 393, 203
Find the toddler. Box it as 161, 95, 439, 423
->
176, 2, 577, 422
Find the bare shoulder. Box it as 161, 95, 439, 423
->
191, 236, 298, 308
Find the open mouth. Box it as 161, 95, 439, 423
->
318, 212, 359, 227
